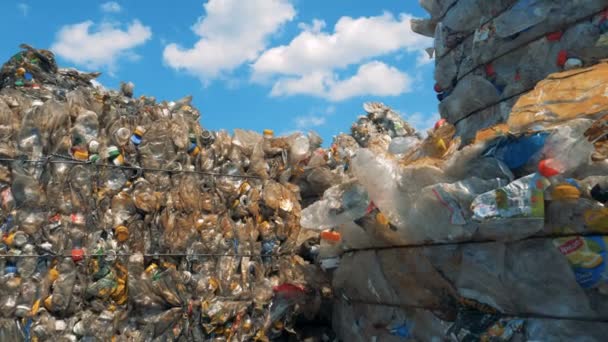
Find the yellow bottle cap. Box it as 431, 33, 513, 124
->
436, 138, 447, 152
73, 150, 89, 160
48, 267, 59, 282
44, 296, 53, 311
145, 263, 158, 274
16, 67, 26, 76
189, 145, 200, 157
263, 129, 274, 136
30, 299, 41, 316
376, 212, 390, 226
3, 233, 14, 246
208, 277, 219, 291
115, 225, 129, 242
552, 184, 581, 200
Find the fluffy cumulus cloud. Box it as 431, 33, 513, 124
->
51, 20, 152, 71
253, 12, 428, 77
100, 1, 122, 13
253, 12, 430, 101
271, 61, 412, 101
163, 0, 295, 81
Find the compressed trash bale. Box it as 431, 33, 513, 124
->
0, 44, 332, 340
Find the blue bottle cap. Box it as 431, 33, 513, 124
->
130, 135, 142, 145
24, 72, 33, 81
5, 265, 17, 275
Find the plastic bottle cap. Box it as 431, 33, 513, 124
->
44, 296, 53, 310
130, 135, 142, 145
116, 127, 130, 140
112, 154, 125, 166
71, 213, 85, 225
5, 265, 17, 275
3, 233, 15, 246
564, 58, 583, 70
16, 67, 26, 76
433, 83, 442, 93
115, 225, 129, 242
552, 184, 581, 200
134, 126, 146, 136
73, 149, 89, 160
89, 140, 100, 153
239, 182, 251, 195
539, 159, 561, 177
546, 31, 563, 42
320, 230, 341, 243
485, 63, 496, 77
557, 50, 568, 67
376, 212, 390, 226
71, 248, 85, 262
48, 268, 59, 282
435, 138, 447, 152
89, 154, 100, 162
188, 143, 200, 156
55, 320, 66, 331
107, 146, 120, 158
145, 263, 158, 274
263, 129, 274, 137
30, 299, 41, 316
434, 118, 447, 130
12, 231, 28, 247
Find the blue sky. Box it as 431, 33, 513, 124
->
1, 0, 438, 144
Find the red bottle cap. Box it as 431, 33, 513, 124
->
485, 63, 496, 77
433, 83, 442, 93
557, 50, 568, 67
434, 118, 447, 130
539, 159, 560, 177
320, 230, 341, 243
546, 31, 563, 42
71, 248, 85, 262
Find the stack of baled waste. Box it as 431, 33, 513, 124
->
411, 0, 608, 143
302, 61, 608, 340
0, 45, 334, 341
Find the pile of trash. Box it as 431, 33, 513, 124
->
0, 44, 334, 341
412, 0, 608, 142
305, 61, 608, 339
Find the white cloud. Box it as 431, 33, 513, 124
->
291, 105, 336, 131
252, 12, 430, 79
271, 61, 411, 101
163, 0, 295, 81
101, 2, 122, 13
51, 20, 152, 71
416, 50, 434, 66
252, 11, 430, 100
295, 115, 326, 129
17, 3, 29, 16
401, 111, 440, 134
